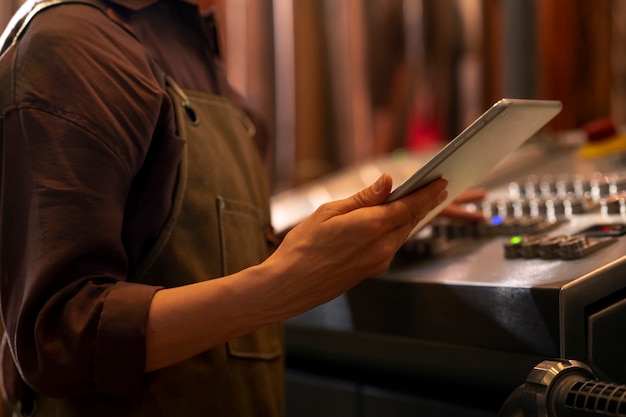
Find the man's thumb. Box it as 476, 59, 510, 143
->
313, 174, 392, 219
350, 174, 392, 208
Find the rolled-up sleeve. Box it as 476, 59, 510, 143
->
95, 281, 160, 398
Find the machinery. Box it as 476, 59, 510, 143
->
272, 135, 626, 416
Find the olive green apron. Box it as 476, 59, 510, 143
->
2, 2, 285, 416
129, 79, 285, 417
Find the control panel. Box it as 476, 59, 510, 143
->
274, 142, 626, 416
400, 170, 626, 262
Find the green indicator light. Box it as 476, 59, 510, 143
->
510, 236, 522, 245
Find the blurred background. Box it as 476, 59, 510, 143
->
2, 0, 623, 194
209, 0, 624, 194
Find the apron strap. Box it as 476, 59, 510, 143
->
0, 0, 136, 56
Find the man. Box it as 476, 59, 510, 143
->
0, 0, 453, 415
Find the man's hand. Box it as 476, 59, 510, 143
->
263, 174, 448, 314
438, 187, 486, 221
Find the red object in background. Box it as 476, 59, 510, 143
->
405, 113, 443, 151
583, 118, 616, 142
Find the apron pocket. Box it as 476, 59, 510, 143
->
216, 195, 268, 276
216, 195, 283, 360
227, 324, 283, 360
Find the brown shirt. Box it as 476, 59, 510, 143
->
0, 0, 245, 400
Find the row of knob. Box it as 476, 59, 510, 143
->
431, 216, 564, 240
475, 197, 595, 220
471, 194, 626, 220
473, 171, 626, 220
503, 234, 617, 260
508, 172, 626, 201
398, 219, 620, 262
396, 217, 565, 262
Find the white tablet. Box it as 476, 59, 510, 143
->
386, 98, 562, 230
